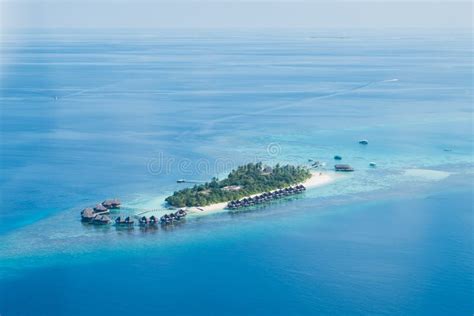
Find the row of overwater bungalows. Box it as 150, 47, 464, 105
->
227, 184, 306, 210
110, 209, 187, 227
159, 209, 187, 225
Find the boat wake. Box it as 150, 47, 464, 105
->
184, 78, 400, 137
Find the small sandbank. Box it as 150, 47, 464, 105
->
186, 171, 337, 216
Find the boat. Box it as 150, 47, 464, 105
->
334, 155, 342, 160
81, 208, 95, 222
369, 162, 377, 167
334, 164, 354, 172
177, 179, 186, 183
359, 139, 369, 145
93, 215, 111, 225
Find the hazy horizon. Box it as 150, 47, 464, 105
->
1, 1, 472, 30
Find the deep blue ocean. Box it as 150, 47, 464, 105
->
0, 29, 472, 315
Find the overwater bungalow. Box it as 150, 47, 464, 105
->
160, 214, 173, 225
93, 215, 111, 225
102, 198, 121, 209
175, 209, 187, 218
94, 204, 109, 213
335, 164, 354, 172
139, 216, 149, 226
115, 216, 134, 226
81, 208, 95, 222
149, 215, 157, 225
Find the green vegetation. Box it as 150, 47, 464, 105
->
165, 162, 311, 207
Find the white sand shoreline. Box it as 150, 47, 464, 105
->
185, 171, 337, 216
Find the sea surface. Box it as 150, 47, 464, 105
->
0, 29, 472, 315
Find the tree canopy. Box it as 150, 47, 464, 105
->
165, 162, 311, 207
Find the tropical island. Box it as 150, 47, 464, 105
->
165, 162, 311, 207
80, 162, 336, 225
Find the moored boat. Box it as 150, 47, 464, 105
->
335, 164, 354, 172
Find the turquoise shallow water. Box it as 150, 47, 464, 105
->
0, 29, 472, 315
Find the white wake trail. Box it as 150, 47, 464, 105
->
188, 78, 400, 137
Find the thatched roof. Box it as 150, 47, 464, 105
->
263, 166, 273, 173
94, 204, 108, 212
103, 198, 121, 206
81, 208, 95, 217
95, 215, 111, 222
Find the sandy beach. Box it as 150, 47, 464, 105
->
185, 171, 337, 216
